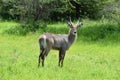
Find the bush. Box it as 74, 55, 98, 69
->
78, 20, 120, 41
4, 20, 47, 35
0, 0, 111, 21
100, 0, 120, 24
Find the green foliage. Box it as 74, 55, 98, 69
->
0, 21, 19, 33
0, 0, 114, 21
100, 0, 120, 24
44, 23, 68, 34
68, 0, 109, 19
1, 19, 120, 43
78, 20, 120, 42
4, 20, 47, 35
0, 0, 24, 20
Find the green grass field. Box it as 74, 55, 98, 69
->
0, 20, 120, 80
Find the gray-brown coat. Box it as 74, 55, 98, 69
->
38, 20, 83, 67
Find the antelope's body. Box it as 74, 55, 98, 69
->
38, 19, 83, 67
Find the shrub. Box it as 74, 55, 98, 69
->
78, 20, 120, 41
100, 0, 120, 24
4, 20, 47, 35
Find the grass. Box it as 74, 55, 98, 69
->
0, 21, 19, 33
0, 20, 120, 80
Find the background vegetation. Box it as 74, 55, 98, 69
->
0, 0, 120, 80
0, 0, 120, 33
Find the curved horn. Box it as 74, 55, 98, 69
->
77, 18, 83, 28
69, 17, 72, 24
67, 17, 73, 28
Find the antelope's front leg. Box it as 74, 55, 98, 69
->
58, 50, 66, 67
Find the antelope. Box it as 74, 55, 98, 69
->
38, 18, 83, 67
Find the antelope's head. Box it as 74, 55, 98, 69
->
67, 18, 83, 35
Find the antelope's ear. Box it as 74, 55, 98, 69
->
76, 18, 83, 28
77, 22, 83, 28
67, 22, 73, 28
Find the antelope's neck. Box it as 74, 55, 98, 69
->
68, 33, 77, 45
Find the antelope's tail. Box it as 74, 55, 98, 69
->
39, 35, 47, 50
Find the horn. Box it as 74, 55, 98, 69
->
69, 17, 72, 24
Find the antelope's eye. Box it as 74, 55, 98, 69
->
74, 32, 76, 34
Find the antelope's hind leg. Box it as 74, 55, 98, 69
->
38, 50, 45, 67
38, 48, 50, 67
38, 50, 42, 67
